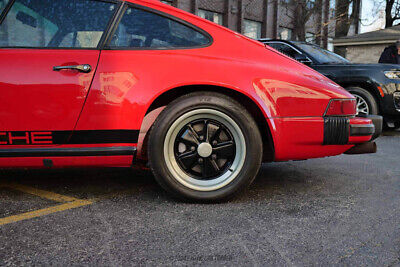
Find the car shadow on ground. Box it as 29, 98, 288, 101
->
0, 161, 325, 205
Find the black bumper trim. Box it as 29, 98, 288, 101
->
323, 117, 350, 145
0, 147, 137, 158
350, 124, 375, 136
357, 115, 383, 141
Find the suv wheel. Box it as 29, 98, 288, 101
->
148, 92, 263, 202
394, 121, 400, 130
347, 87, 378, 116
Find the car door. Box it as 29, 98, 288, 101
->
74, 4, 212, 134
0, 0, 117, 146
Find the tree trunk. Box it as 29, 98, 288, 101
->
334, 0, 352, 55
335, 0, 351, 38
315, 0, 323, 45
385, 0, 395, 28
293, 1, 306, 41
351, 0, 361, 34
322, 0, 329, 49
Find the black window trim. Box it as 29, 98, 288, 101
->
0, 0, 122, 50
102, 2, 214, 51
0, 0, 14, 25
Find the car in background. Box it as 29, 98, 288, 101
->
260, 39, 400, 129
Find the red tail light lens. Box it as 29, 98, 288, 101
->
325, 99, 356, 116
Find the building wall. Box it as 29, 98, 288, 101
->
161, 0, 277, 39
345, 44, 387, 63
160, 0, 334, 43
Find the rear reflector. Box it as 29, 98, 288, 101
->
324, 99, 356, 116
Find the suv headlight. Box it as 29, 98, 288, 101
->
384, 71, 400, 80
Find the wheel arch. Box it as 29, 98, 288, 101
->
141, 84, 275, 162
340, 80, 383, 110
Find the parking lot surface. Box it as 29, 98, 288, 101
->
0, 131, 399, 266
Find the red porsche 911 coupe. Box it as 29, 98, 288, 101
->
0, 0, 382, 201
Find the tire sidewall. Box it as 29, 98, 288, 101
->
148, 93, 263, 201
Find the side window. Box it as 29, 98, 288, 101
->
110, 7, 210, 49
0, 0, 116, 48
0, 0, 9, 42
268, 43, 300, 59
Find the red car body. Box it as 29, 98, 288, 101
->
0, 0, 378, 168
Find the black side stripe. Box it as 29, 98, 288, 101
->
0, 130, 139, 145
0, 147, 137, 157
66, 130, 139, 144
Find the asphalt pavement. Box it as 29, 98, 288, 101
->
0, 131, 399, 266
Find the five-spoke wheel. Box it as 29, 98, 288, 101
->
174, 118, 236, 179
164, 109, 246, 192
148, 92, 262, 201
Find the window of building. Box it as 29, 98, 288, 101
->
0, 0, 9, 14
306, 32, 316, 43
307, 0, 315, 9
279, 27, 293, 40
197, 9, 223, 25
328, 37, 333, 51
0, 0, 116, 48
243, 19, 262, 39
109, 7, 210, 49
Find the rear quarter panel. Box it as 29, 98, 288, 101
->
76, 0, 354, 161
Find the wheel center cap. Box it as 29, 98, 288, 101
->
197, 142, 213, 158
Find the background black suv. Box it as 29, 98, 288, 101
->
260, 39, 400, 129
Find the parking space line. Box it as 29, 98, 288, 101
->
0, 182, 144, 226
0, 199, 93, 226
0, 183, 93, 226
1, 183, 80, 203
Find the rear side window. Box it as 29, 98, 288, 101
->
109, 7, 210, 49
268, 42, 300, 59
0, 0, 116, 48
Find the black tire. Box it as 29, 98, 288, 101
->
148, 92, 263, 202
394, 121, 400, 130
346, 87, 379, 116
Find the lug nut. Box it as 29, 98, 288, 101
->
191, 146, 196, 151
212, 154, 217, 160
212, 141, 218, 146
198, 158, 203, 163
199, 135, 204, 140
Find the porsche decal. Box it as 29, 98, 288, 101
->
0, 130, 139, 145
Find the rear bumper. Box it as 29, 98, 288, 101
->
323, 115, 382, 155
270, 115, 382, 161
323, 115, 382, 146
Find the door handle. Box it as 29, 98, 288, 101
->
53, 64, 92, 73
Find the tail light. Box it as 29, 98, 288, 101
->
324, 99, 356, 116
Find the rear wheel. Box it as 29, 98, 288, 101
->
148, 92, 263, 202
347, 87, 378, 116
